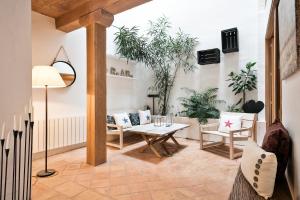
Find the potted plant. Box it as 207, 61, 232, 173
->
179, 88, 225, 124
226, 62, 257, 109
114, 16, 198, 115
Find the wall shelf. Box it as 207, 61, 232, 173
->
107, 74, 136, 80
221, 28, 239, 53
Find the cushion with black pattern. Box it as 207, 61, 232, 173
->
107, 115, 116, 130
129, 113, 140, 126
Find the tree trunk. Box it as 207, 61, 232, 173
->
242, 91, 246, 105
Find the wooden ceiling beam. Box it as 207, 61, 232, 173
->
55, 0, 117, 32
80, 9, 114, 28
56, 8, 114, 32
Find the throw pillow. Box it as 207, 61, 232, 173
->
139, 110, 151, 125
129, 113, 140, 126
262, 119, 290, 181
113, 113, 132, 128
241, 140, 277, 199
106, 115, 116, 130
218, 114, 242, 133
106, 115, 116, 124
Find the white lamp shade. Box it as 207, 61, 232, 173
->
32, 66, 66, 88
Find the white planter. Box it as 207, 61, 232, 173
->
173, 117, 200, 140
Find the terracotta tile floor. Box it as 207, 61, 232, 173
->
32, 137, 240, 200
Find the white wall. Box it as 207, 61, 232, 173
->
107, 0, 266, 142
107, 0, 261, 113
0, 0, 31, 199
282, 71, 300, 199
32, 12, 87, 120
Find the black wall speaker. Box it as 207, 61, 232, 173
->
197, 48, 220, 65
221, 28, 239, 53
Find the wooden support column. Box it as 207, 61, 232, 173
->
86, 23, 107, 166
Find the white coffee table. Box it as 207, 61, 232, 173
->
125, 123, 189, 157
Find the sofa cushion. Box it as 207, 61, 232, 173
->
241, 141, 277, 199
262, 120, 290, 181
139, 110, 151, 125
129, 113, 140, 126
218, 114, 242, 133
107, 115, 117, 130
107, 115, 116, 124
113, 113, 132, 128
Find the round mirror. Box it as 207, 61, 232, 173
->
52, 61, 76, 87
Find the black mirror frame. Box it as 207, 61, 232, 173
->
51, 60, 77, 87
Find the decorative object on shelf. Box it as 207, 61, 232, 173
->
197, 48, 220, 65
110, 67, 116, 75
109, 67, 134, 78
52, 46, 76, 87
114, 16, 198, 115
242, 100, 265, 114
32, 66, 66, 177
227, 61, 257, 106
221, 28, 239, 53
120, 69, 125, 76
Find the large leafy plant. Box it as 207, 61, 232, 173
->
114, 16, 198, 115
227, 62, 257, 106
179, 88, 225, 124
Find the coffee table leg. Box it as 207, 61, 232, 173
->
170, 134, 180, 147
141, 135, 162, 158
161, 143, 171, 156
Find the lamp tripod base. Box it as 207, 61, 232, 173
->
36, 169, 56, 177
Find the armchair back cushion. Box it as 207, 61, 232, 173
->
218, 114, 242, 133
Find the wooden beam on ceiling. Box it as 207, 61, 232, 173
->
57, 8, 114, 32
32, 0, 151, 32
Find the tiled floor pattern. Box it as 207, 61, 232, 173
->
32, 137, 240, 200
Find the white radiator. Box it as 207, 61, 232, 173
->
32, 116, 86, 153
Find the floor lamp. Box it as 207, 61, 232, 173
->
32, 66, 66, 177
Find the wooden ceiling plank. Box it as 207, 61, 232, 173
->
104, 0, 151, 15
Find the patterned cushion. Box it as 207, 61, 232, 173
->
107, 115, 116, 130
113, 113, 132, 128
107, 115, 116, 124
139, 110, 151, 125
218, 114, 242, 133
241, 141, 277, 199
129, 113, 140, 126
